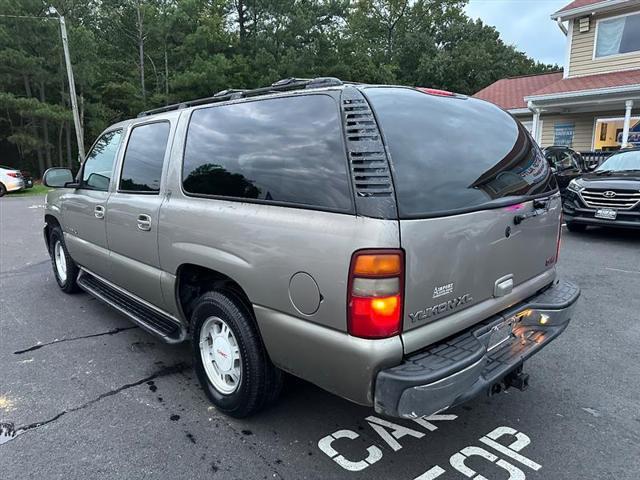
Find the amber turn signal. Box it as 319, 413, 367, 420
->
353, 253, 402, 277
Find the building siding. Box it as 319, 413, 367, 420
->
540, 110, 639, 151
541, 114, 596, 150
568, 6, 640, 78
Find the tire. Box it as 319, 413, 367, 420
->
0, 183, 6, 197
191, 291, 282, 417
566, 222, 587, 233
49, 226, 80, 293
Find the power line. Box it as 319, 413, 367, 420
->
0, 14, 57, 20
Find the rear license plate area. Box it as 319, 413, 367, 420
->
488, 317, 517, 351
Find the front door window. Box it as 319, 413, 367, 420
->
81, 129, 123, 190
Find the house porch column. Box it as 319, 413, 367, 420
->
531, 108, 541, 145
622, 100, 634, 147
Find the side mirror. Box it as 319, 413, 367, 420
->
586, 162, 599, 172
86, 172, 109, 190
43, 168, 74, 188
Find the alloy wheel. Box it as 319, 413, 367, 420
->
199, 316, 242, 394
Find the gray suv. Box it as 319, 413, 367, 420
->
42, 78, 580, 418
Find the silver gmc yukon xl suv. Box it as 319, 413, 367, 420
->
42, 78, 580, 418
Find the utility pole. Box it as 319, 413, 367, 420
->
47, 7, 85, 162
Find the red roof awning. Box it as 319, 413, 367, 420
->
473, 72, 563, 110
552, 0, 640, 19
473, 69, 640, 110
528, 69, 640, 97
557, 0, 608, 14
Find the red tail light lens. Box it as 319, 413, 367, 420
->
348, 249, 404, 339
6, 172, 20, 178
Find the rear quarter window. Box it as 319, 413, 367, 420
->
364, 87, 557, 218
182, 94, 352, 212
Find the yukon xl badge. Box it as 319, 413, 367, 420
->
433, 282, 454, 298
409, 294, 473, 324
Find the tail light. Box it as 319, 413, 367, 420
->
416, 87, 455, 97
347, 249, 404, 339
6, 172, 20, 178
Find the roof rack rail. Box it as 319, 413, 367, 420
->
213, 88, 247, 98
137, 77, 345, 117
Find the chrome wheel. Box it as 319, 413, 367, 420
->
53, 240, 67, 283
199, 316, 242, 394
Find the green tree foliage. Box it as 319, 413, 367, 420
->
0, 0, 557, 176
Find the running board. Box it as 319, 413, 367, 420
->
77, 269, 186, 343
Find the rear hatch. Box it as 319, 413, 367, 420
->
363, 87, 560, 341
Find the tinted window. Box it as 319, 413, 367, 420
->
120, 122, 171, 192
183, 95, 351, 211
82, 129, 123, 190
365, 88, 557, 218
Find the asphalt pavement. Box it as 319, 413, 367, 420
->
1, 194, 639, 479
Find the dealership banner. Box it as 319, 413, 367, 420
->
617, 119, 640, 145
554, 123, 575, 147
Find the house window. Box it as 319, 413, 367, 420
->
595, 12, 640, 58
594, 117, 640, 151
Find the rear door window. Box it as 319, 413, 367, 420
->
364, 87, 557, 218
182, 94, 352, 212
119, 122, 171, 193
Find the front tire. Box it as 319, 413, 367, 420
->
566, 222, 587, 233
49, 226, 80, 293
191, 291, 282, 418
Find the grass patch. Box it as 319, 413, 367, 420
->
7, 183, 52, 197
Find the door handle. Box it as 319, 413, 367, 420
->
137, 214, 152, 231
94, 205, 105, 219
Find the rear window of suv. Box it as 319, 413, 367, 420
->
182, 94, 352, 212
364, 87, 557, 218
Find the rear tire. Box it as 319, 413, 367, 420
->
566, 222, 587, 233
0, 183, 6, 197
191, 291, 282, 418
49, 226, 80, 293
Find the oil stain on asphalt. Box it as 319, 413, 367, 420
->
0, 423, 18, 446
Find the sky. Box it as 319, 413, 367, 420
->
465, 0, 571, 66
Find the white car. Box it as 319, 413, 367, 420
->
0, 165, 25, 197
